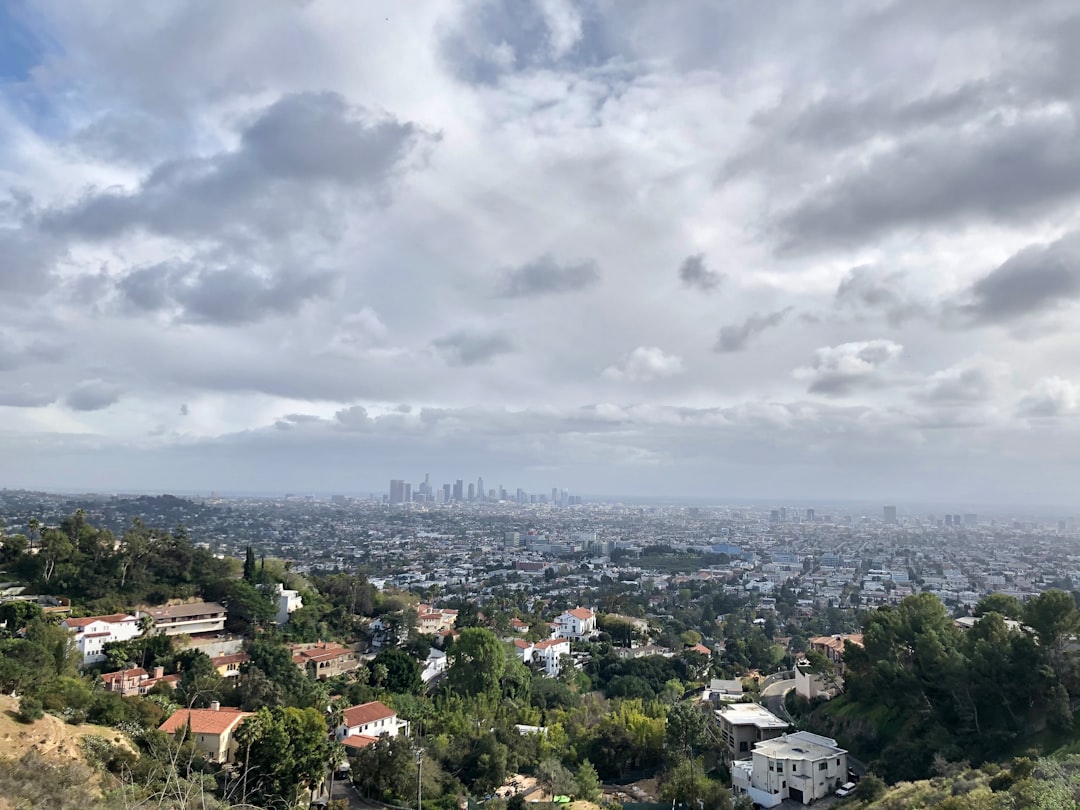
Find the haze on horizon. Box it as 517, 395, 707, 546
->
1, 1, 1079, 505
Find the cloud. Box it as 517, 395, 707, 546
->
432, 329, 515, 366
496, 254, 600, 298
954, 233, 1080, 325
775, 112, 1080, 249
0, 384, 57, 408
65, 379, 123, 411
179, 403, 189, 417
0, 225, 62, 295
42, 92, 429, 242
715, 308, 791, 352
835, 265, 928, 325
438, 0, 608, 84
795, 340, 903, 396
602, 347, 684, 382
1018, 377, 1080, 418
114, 259, 339, 324
678, 254, 723, 292
0, 332, 65, 371
914, 357, 1006, 405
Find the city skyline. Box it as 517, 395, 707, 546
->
1, 3, 1080, 504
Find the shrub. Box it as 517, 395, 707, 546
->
16, 696, 44, 723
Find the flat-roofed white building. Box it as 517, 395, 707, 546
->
62, 613, 142, 665
731, 731, 848, 807
147, 602, 227, 637
716, 703, 789, 761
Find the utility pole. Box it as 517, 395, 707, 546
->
416, 748, 423, 810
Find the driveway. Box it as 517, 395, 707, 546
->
760, 678, 794, 722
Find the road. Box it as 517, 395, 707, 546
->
760, 677, 794, 722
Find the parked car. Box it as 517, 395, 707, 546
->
835, 781, 857, 798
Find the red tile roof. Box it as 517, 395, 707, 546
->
567, 608, 594, 621
341, 734, 380, 750
63, 613, 136, 628
342, 701, 395, 729
159, 707, 251, 736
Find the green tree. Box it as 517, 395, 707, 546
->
446, 627, 506, 699
374, 648, 423, 694
243, 546, 257, 582
665, 701, 708, 761
660, 758, 732, 810
242, 706, 334, 806
974, 593, 1023, 620
537, 757, 576, 798
575, 760, 601, 802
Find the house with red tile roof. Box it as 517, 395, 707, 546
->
159, 703, 252, 763
102, 665, 179, 696
335, 700, 409, 747
515, 637, 573, 676
61, 613, 142, 665
555, 607, 596, 640
290, 642, 359, 679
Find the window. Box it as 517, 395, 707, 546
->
818, 762, 827, 771
791, 764, 796, 771
739, 741, 748, 752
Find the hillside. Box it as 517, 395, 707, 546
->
0, 694, 134, 810
854, 755, 1080, 809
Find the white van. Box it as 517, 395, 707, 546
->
835, 782, 857, 798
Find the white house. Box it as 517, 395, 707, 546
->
146, 602, 227, 637
731, 732, 848, 807
555, 607, 596, 640
515, 637, 572, 676
421, 648, 447, 683
274, 585, 303, 625
62, 613, 142, 665
336, 700, 409, 748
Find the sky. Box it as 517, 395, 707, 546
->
1, 0, 1080, 505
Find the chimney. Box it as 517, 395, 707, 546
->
153, 666, 164, 679
210, 700, 220, 712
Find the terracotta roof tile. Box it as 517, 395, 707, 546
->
342, 701, 396, 728
159, 707, 251, 736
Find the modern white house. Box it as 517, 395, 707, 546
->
731, 731, 849, 807
146, 602, 227, 637
716, 703, 789, 762
61, 613, 142, 665
421, 647, 447, 683
274, 584, 303, 625
555, 607, 596, 639
515, 637, 572, 676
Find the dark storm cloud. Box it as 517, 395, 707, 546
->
43, 92, 429, 241
496, 254, 600, 298
678, 254, 723, 292
65, 379, 123, 411
714, 308, 790, 353
115, 260, 339, 324
775, 113, 1080, 249
956, 234, 1080, 325
835, 266, 928, 325
432, 329, 514, 366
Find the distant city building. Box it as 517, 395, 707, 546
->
806, 508, 815, 522
453, 480, 464, 501
884, 505, 897, 524
389, 479, 406, 504
467, 483, 475, 502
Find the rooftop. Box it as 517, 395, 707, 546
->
717, 703, 789, 730
753, 731, 846, 760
